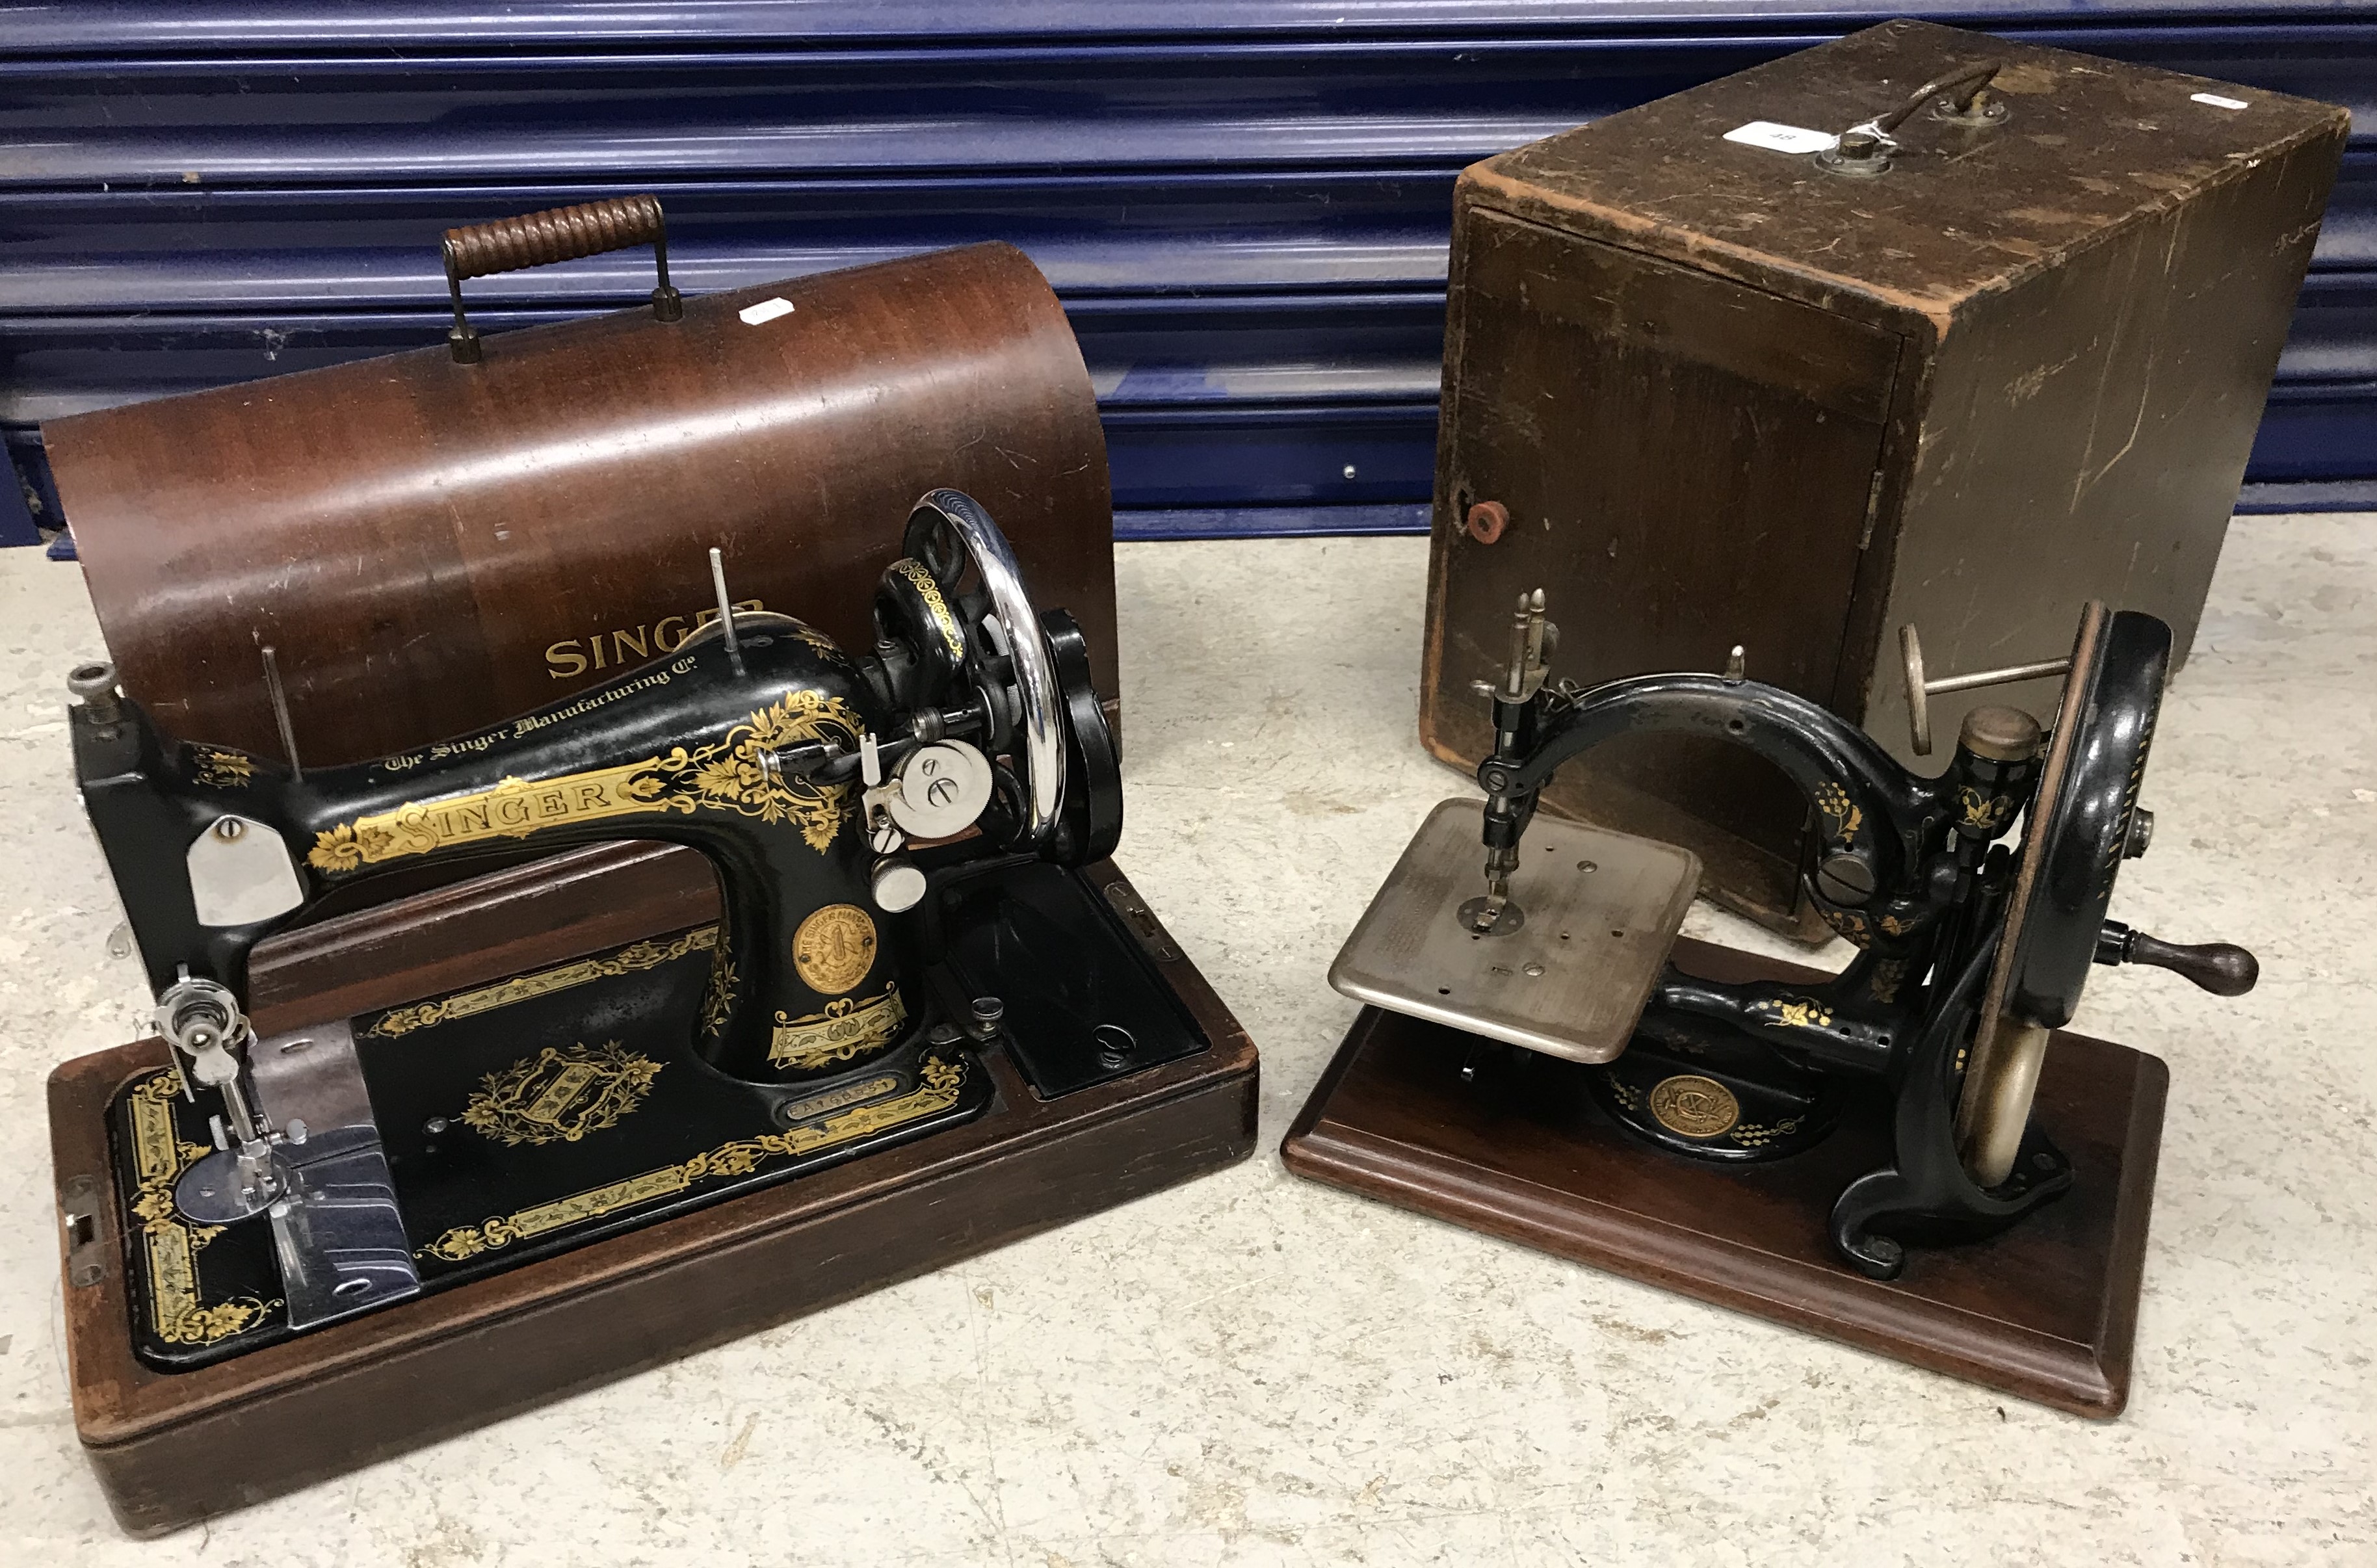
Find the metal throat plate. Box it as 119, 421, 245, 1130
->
1328, 798, 1701, 1064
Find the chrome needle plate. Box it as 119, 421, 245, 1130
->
1328, 798, 1700, 1064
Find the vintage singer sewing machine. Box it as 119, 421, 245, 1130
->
1286, 592, 2254, 1415
51, 490, 1255, 1532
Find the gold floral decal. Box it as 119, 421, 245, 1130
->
125, 1073, 280, 1346
191, 747, 257, 789
1956, 787, 2013, 832
365, 926, 715, 1039
891, 558, 966, 662
1867, 958, 1911, 1006
701, 948, 739, 1039
661, 690, 864, 848
1812, 782, 1863, 847
1758, 997, 1835, 1031
168, 1298, 280, 1343
771, 984, 906, 1070
307, 691, 863, 872
420, 1055, 969, 1262
1819, 905, 1871, 950
460, 1041, 664, 1147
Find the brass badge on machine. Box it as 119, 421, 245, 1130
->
1647, 1074, 1740, 1139
462, 1041, 664, 1147
793, 904, 878, 995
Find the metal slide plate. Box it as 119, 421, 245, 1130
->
1328, 798, 1700, 1064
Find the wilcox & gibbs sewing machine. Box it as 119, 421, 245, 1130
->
1287, 592, 2253, 1415
50, 491, 1256, 1534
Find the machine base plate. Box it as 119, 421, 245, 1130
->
1329, 798, 1700, 1064
1285, 937, 2166, 1418
51, 853, 1257, 1536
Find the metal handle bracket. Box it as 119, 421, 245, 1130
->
1819, 62, 2006, 178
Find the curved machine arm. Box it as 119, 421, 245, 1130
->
1483, 672, 1937, 904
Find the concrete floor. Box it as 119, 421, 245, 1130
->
1, 522, 2370, 1565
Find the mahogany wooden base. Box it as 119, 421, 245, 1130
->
1281, 937, 2167, 1418
50, 856, 1256, 1537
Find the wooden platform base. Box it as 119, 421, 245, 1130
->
51, 852, 1256, 1536
1281, 938, 2166, 1418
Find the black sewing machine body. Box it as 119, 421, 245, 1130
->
66, 491, 1211, 1370
1330, 596, 2255, 1280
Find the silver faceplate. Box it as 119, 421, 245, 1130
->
1328, 798, 1701, 1064
246, 1018, 422, 1329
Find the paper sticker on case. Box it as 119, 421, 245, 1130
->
739, 297, 796, 326
1723, 121, 1841, 155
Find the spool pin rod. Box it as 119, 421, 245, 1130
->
1899, 623, 2071, 756
259, 645, 302, 783
709, 547, 744, 676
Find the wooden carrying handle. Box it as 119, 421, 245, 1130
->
441, 194, 683, 363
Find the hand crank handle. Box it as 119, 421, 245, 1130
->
2095, 920, 2259, 996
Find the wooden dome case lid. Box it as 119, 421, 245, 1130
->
46, 226, 1113, 767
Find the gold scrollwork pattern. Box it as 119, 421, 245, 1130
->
1729, 1114, 1809, 1149
365, 926, 716, 1039
663, 690, 864, 844
191, 747, 257, 789
307, 691, 865, 873
126, 1073, 280, 1347
785, 619, 841, 657
771, 983, 907, 1070
891, 558, 966, 662
1812, 782, 1863, 847
460, 1041, 664, 1147
419, 1055, 968, 1263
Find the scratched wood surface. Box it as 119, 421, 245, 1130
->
1420, 20, 2346, 933
44, 241, 1114, 771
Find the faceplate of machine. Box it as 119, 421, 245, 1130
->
1328, 798, 1700, 1064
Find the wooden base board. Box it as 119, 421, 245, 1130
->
1281, 937, 2166, 1418
51, 858, 1256, 1537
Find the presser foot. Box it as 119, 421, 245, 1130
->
167, 1017, 423, 1331
1829, 1123, 2073, 1280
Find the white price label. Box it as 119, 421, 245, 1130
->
738, 296, 796, 326
1723, 120, 1841, 155
2190, 92, 2250, 111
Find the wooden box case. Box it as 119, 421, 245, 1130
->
1419, 20, 2345, 934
